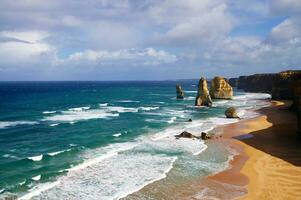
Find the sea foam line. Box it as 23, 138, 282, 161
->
28, 155, 43, 162
0, 121, 38, 129
19, 181, 60, 200
112, 156, 177, 200
67, 144, 137, 172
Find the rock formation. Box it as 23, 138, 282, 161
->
272, 71, 301, 100
229, 78, 238, 87
225, 107, 240, 119
175, 131, 200, 139
230, 70, 301, 99
176, 84, 184, 99
293, 80, 301, 136
201, 132, 211, 140
229, 70, 301, 136
210, 76, 233, 99
195, 77, 212, 107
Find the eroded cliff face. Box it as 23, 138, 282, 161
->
272, 71, 301, 100
229, 70, 301, 135
231, 70, 301, 100
228, 78, 238, 87
210, 76, 233, 99
293, 80, 301, 136
237, 74, 276, 93
195, 77, 212, 107
176, 84, 184, 99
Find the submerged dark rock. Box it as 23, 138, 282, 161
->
188, 119, 192, 122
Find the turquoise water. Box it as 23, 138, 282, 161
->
0, 81, 270, 199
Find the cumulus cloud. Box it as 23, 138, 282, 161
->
0, 0, 300, 80
59, 48, 177, 65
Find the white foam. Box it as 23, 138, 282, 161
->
106, 106, 138, 113
49, 123, 59, 127
31, 175, 41, 181
43, 111, 56, 114
19, 181, 60, 200
44, 109, 119, 122
19, 180, 26, 186
167, 117, 177, 124
116, 100, 140, 103
184, 96, 195, 100
68, 143, 137, 172
0, 121, 38, 129
28, 155, 43, 162
47, 149, 71, 156
113, 133, 122, 137
139, 106, 159, 111
2, 153, 19, 160
68, 106, 90, 111
0, 189, 5, 194
99, 103, 108, 106
185, 90, 197, 93
30, 154, 177, 200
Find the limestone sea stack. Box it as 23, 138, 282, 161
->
176, 84, 184, 99
210, 76, 233, 99
195, 77, 212, 107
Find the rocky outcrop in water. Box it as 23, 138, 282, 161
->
210, 76, 233, 99
225, 107, 239, 119
176, 84, 184, 99
201, 132, 211, 140
195, 77, 212, 107
175, 131, 200, 139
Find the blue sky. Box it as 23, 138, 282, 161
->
0, 0, 300, 80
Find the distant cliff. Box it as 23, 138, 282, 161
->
229, 70, 301, 136
229, 70, 301, 100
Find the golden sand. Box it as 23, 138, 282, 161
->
211, 101, 301, 200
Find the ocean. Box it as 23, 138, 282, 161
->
0, 81, 270, 199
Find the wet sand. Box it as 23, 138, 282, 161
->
210, 100, 301, 200
124, 100, 301, 199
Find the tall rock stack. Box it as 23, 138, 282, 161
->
176, 84, 184, 99
195, 77, 212, 107
210, 76, 233, 99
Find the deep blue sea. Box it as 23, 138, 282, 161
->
0, 81, 270, 199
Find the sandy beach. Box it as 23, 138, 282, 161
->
209, 100, 301, 200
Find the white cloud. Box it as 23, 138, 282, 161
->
0, 31, 54, 67
59, 48, 177, 65
268, 18, 301, 44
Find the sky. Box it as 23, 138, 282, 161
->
0, 0, 301, 80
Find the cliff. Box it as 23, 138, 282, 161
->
229, 70, 301, 135
293, 80, 301, 136
231, 70, 301, 100
210, 76, 233, 99
272, 71, 301, 100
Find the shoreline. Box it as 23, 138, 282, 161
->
206, 100, 301, 199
